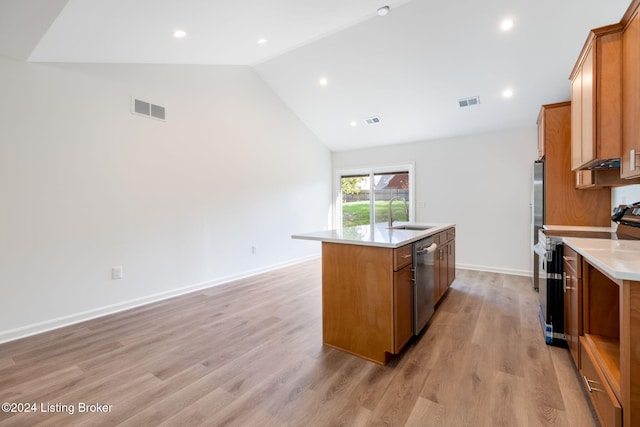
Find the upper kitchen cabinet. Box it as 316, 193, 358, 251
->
622, 2, 640, 178
570, 25, 623, 171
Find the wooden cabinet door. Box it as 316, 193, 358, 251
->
576, 170, 592, 189
537, 108, 545, 160
622, 11, 640, 178
581, 45, 595, 167
571, 68, 584, 170
434, 247, 442, 303
447, 240, 456, 288
571, 28, 622, 171
393, 264, 413, 353
563, 246, 582, 368
436, 243, 450, 300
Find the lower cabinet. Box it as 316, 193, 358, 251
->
393, 263, 413, 354
321, 241, 414, 365
563, 245, 582, 368
564, 253, 623, 427
580, 337, 622, 427
435, 228, 456, 303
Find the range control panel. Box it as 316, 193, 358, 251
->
612, 203, 640, 226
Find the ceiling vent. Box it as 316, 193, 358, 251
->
365, 117, 381, 125
132, 98, 166, 121
458, 96, 480, 108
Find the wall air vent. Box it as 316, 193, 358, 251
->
132, 98, 166, 121
364, 117, 381, 125
458, 96, 480, 108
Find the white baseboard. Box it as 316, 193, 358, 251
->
456, 263, 532, 277
0, 255, 320, 345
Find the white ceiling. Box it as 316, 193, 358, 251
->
0, 0, 632, 151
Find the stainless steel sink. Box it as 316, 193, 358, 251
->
389, 225, 433, 231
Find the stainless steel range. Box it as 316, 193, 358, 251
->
533, 202, 640, 346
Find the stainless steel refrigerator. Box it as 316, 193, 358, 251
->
532, 160, 544, 290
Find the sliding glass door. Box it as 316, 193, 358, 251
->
337, 165, 413, 228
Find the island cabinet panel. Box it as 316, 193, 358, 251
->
321, 241, 415, 365
322, 242, 393, 364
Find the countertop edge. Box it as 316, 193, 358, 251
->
292, 223, 456, 249
563, 237, 640, 281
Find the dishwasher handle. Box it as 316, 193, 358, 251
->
416, 243, 438, 255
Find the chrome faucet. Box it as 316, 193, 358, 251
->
388, 196, 408, 228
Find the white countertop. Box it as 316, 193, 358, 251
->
292, 222, 455, 249
544, 224, 614, 232
563, 237, 640, 281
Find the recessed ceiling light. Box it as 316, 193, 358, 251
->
502, 88, 514, 98
173, 30, 187, 39
258, 38, 267, 45
377, 6, 390, 16
319, 77, 328, 87
350, 121, 358, 127
500, 18, 514, 32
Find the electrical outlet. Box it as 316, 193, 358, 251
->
112, 266, 123, 280
251, 246, 257, 255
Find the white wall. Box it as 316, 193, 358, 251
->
332, 128, 538, 276
0, 56, 331, 342
612, 184, 640, 207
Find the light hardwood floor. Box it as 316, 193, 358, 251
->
0, 260, 597, 426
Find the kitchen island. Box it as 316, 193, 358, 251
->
293, 222, 455, 365
560, 237, 640, 427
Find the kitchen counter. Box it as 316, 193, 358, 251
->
293, 222, 456, 364
544, 224, 614, 232
292, 222, 455, 248
563, 237, 640, 281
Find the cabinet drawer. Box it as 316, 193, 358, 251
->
394, 244, 413, 271
445, 227, 455, 242
580, 338, 622, 427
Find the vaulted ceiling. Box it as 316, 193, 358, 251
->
0, 0, 631, 151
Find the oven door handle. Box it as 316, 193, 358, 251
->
533, 242, 547, 258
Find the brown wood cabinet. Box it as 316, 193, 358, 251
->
622, 4, 640, 178
537, 108, 545, 160
321, 242, 414, 365
576, 254, 640, 427
581, 336, 623, 427
581, 261, 623, 427
570, 25, 623, 171
575, 168, 640, 188
393, 263, 413, 354
563, 245, 582, 368
435, 227, 455, 303
538, 103, 611, 226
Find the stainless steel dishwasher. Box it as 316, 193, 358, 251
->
413, 236, 437, 334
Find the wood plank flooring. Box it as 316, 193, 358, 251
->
0, 260, 597, 426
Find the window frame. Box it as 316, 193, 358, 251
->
334, 163, 415, 229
